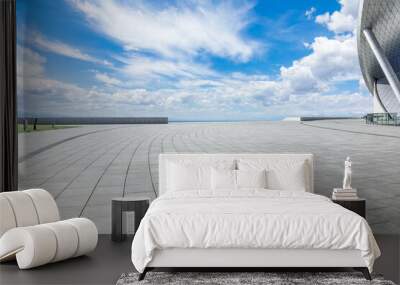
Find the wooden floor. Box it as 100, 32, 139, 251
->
0, 235, 399, 285
18, 120, 400, 234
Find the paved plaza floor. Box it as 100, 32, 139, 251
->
18, 120, 400, 234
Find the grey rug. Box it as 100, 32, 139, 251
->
116, 272, 396, 285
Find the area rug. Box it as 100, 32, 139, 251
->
116, 272, 396, 285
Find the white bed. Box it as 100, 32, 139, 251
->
131, 153, 380, 280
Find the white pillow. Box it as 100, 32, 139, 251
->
211, 168, 236, 190
167, 162, 211, 191
238, 159, 307, 191
237, 169, 267, 189
166, 159, 236, 192
267, 163, 306, 191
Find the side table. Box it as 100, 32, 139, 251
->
111, 194, 152, 242
332, 198, 366, 218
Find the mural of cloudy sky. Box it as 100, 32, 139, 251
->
16, 0, 371, 121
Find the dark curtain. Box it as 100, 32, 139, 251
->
0, 0, 17, 192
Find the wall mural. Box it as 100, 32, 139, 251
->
17, 0, 400, 234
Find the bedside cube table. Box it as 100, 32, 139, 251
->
112, 195, 152, 242
332, 198, 366, 218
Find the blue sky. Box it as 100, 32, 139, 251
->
16, 0, 371, 120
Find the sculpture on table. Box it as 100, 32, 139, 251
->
342, 156, 352, 190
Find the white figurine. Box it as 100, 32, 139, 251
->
343, 156, 352, 190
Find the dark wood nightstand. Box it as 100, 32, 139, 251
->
332, 198, 366, 218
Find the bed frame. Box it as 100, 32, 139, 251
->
138, 153, 372, 281
140, 248, 370, 280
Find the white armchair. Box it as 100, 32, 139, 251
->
0, 189, 98, 269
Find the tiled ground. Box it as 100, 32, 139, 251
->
18, 120, 400, 234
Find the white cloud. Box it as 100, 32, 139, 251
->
17, 46, 107, 115
68, 0, 259, 62
19, 59, 370, 118
31, 32, 111, 66
120, 55, 216, 79
260, 92, 372, 117
19, 0, 371, 118
111, 89, 163, 106
280, 35, 360, 90
95, 72, 121, 85
305, 7, 316, 20
17, 45, 46, 78
339, 0, 360, 18
19, 34, 368, 118
315, 0, 360, 34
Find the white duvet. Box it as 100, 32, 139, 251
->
131, 190, 380, 273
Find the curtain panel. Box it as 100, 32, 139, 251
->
0, 0, 17, 192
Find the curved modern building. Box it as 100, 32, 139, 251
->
357, 0, 400, 114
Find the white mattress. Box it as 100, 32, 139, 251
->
131, 190, 380, 273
